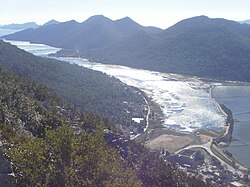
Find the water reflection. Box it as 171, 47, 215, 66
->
8, 40, 225, 132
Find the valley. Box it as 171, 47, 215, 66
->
1, 11, 250, 186
9, 40, 250, 186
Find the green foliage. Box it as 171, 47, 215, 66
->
0, 40, 144, 126
6, 125, 142, 187
0, 123, 16, 141
0, 61, 207, 187
6, 137, 51, 186
4, 16, 250, 83
3, 16, 162, 52
0, 65, 71, 137
0, 31, 209, 186
86, 16, 250, 82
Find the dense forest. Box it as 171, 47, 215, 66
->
2, 15, 162, 52
0, 40, 145, 131
86, 16, 250, 82
0, 64, 207, 186
5, 15, 250, 82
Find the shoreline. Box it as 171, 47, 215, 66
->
24, 46, 250, 170
210, 84, 249, 171
140, 82, 249, 170
209, 85, 233, 144
53, 54, 235, 152
135, 83, 228, 152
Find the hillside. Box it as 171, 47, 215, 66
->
239, 20, 250, 24
0, 63, 207, 186
5, 16, 250, 82
1, 22, 39, 30
0, 40, 145, 131
3, 15, 163, 51
43, 19, 60, 27
0, 65, 142, 186
3, 20, 81, 48
87, 16, 250, 82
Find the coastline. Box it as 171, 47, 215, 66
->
7, 39, 250, 170
7, 40, 250, 185
133, 92, 194, 153
137, 83, 229, 153
210, 84, 249, 171
140, 82, 249, 170
209, 85, 233, 145
48, 53, 243, 161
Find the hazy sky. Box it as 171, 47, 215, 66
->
1, 0, 249, 29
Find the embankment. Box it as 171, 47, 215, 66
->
209, 85, 234, 145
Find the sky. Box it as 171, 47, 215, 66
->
0, 0, 250, 29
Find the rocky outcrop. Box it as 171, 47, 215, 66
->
0, 146, 15, 186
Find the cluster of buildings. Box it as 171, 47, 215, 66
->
163, 148, 250, 187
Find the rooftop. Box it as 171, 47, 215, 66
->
179, 149, 197, 158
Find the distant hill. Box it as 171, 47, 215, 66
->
3, 15, 163, 51
114, 16, 162, 35
239, 20, 250, 24
1, 22, 39, 30
43, 19, 60, 26
3, 20, 81, 48
5, 15, 250, 82
87, 16, 250, 82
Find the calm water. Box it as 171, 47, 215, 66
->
213, 85, 250, 168
7, 40, 225, 132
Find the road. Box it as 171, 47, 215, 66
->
131, 96, 150, 140
175, 140, 247, 175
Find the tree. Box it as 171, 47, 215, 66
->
6, 125, 142, 186
6, 138, 51, 186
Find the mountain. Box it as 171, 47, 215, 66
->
1, 22, 39, 30
5, 16, 250, 82
87, 16, 250, 82
0, 65, 143, 186
0, 41, 206, 187
114, 16, 162, 35
0, 40, 145, 130
3, 15, 163, 51
239, 20, 250, 24
43, 19, 60, 26
2, 20, 81, 48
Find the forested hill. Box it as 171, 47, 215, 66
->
0, 61, 206, 186
87, 16, 250, 82
0, 40, 145, 129
0, 22, 39, 30
3, 15, 162, 51
239, 20, 250, 24
0, 65, 141, 186
5, 16, 250, 82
